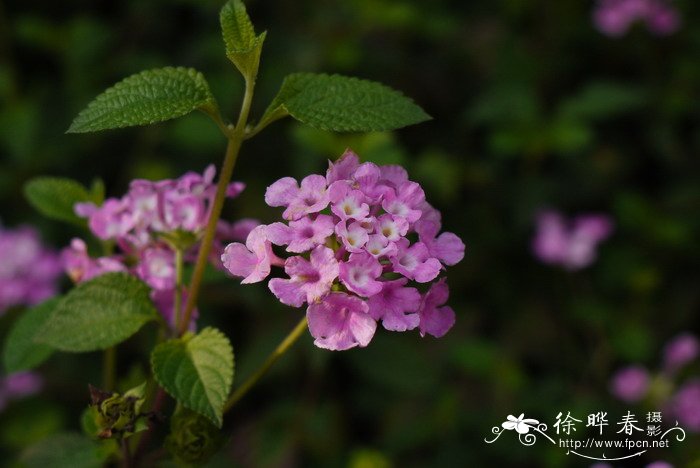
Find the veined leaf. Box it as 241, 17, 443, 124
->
37, 273, 158, 352
151, 327, 234, 427
3, 298, 59, 373
24, 177, 91, 225
259, 73, 431, 132
67, 67, 216, 133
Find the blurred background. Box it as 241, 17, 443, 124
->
1, 0, 700, 466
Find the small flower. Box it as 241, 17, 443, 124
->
367, 279, 421, 332
269, 246, 339, 307
136, 247, 176, 291
266, 215, 335, 253
381, 181, 425, 224
532, 210, 613, 270
501, 414, 540, 434
339, 252, 383, 297
662, 333, 699, 374
329, 181, 370, 221
610, 365, 650, 403
335, 220, 370, 253
0, 224, 61, 313
265, 175, 329, 220
221, 226, 281, 284
415, 219, 465, 266
390, 239, 442, 283
592, 0, 680, 37
668, 379, 700, 432
418, 278, 456, 338
306, 292, 376, 350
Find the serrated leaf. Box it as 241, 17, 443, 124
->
3, 298, 59, 373
259, 73, 431, 132
151, 327, 234, 427
67, 67, 216, 133
24, 177, 91, 225
37, 273, 158, 352
220, 0, 266, 78
20, 432, 116, 468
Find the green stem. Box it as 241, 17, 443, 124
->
103, 346, 116, 390
172, 247, 184, 333
224, 316, 308, 413
178, 75, 256, 336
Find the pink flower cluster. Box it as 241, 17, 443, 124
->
610, 333, 700, 432
0, 224, 61, 314
593, 0, 680, 37
63, 166, 256, 328
222, 150, 465, 351
532, 210, 613, 271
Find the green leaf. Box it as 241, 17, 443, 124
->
20, 432, 116, 468
220, 0, 266, 78
259, 73, 431, 132
24, 177, 91, 225
67, 67, 217, 133
37, 273, 158, 352
3, 299, 59, 373
151, 327, 234, 427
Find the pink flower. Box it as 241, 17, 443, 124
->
593, 0, 680, 37
532, 210, 613, 270
418, 278, 456, 338
368, 279, 421, 332
269, 246, 339, 307
225, 149, 465, 350
325, 149, 360, 185
86, 198, 135, 240
62, 238, 126, 283
662, 333, 699, 374
266, 215, 335, 253
221, 225, 281, 284
0, 224, 61, 313
365, 234, 398, 258
339, 252, 383, 297
136, 247, 176, 291
329, 181, 370, 221
390, 239, 441, 283
610, 366, 650, 403
415, 219, 465, 266
381, 181, 425, 224
265, 175, 329, 220
668, 379, 700, 432
335, 221, 370, 253
375, 214, 408, 242
307, 292, 376, 350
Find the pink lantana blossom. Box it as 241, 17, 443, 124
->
0, 224, 61, 314
418, 278, 456, 338
532, 210, 613, 271
265, 175, 329, 221
390, 239, 442, 283
64, 166, 247, 331
307, 292, 376, 351
221, 225, 282, 284
266, 215, 335, 253
368, 279, 421, 332
223, 149, 465, 350
269, 246, 339, 307
339, 252, 383, 297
